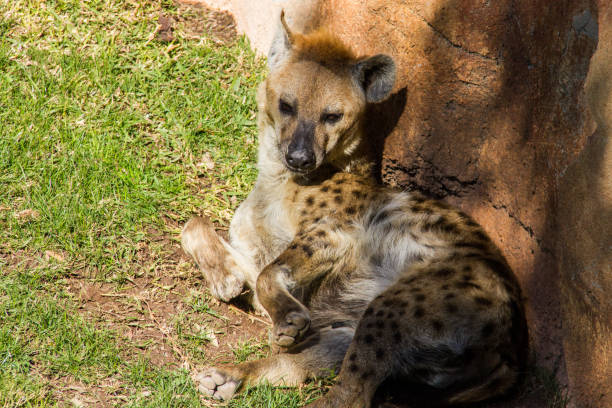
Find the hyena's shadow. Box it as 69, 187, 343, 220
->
363, 87, 407, 182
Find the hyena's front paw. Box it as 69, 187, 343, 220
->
181, 217, 244, 301
273, 309, 311, 347
193, 367, 241, 401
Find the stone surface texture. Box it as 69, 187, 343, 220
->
184, 0, 320, 53
185, 0, 611, 406
557, 1, 612, 407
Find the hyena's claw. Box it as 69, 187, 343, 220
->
193, 368, 241, 401
273, 310, 311, 347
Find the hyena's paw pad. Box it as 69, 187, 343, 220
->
193, 368, 241, 401
273, 310, 311, 347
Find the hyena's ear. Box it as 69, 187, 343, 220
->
268, 10, 295, 71
352, 54, 396, 103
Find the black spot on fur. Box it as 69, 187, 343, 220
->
319, 201, 328, 208
383, 299, 394, 307
376, 321, 385, 329
360, 370, 373, 380
349, 364, 359, 372
462, 274, 473, 281
465, 218, 479, 227
444, 292, 456, 300
316, 230, 326, 237
455, 281, 482, 290
409, 287, 422, 293
399, 301, 409, 308
376, 310, 385, 317
369, 210, 391, 225
398, 310, 406, 316
334, 195, 343, 204
415, 294, 426, 302
401, 276, 418, 285
305, 196, 314, 206
321, 186, 329, 192
345, 206, 357, 215
301, 245, 313, 257
414, 307, 425, 318
290, 244, 298, 250
423, 217, 458, 234
365, 334, 374, 344
435, 268, 455, 278
334, 178, 345, 185
473, 230, 488, 241
393, 289, 404, 295
332, 188, 342, 194
366, 323, 374, 329
364, 307, 373, 316
503, 282, 516, 294
376, 349, 385, 359
462, 265, 472, 272
481, 257, 513, 281
431, 320, 444, 333
474, 296, 493, 306
300, 209, 308, 216
455, 241, 488, 251
313, 217, 321, 223
349, 353, 357, 361
441, 284, 450, 290
390, 321, 399, 330
445, 303, 458, 314
387, 311, 395, 319
393, 332, 402, 343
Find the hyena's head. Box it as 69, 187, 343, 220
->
259, 12, 396, 174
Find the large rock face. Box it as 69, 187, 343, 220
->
186, 0, 611, 406
557, 1, 612, 407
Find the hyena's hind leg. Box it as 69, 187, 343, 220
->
181, 216, 256, 302
193, 326, 354, 400
305, 263, 525, 408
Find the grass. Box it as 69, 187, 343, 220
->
0, 0, 319, 406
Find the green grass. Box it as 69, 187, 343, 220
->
0, 0, 318, 406
0, 0, 262, 275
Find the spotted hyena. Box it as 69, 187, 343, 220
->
181, 12, 528, 408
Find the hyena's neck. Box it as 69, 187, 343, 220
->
327, 126, 378, 179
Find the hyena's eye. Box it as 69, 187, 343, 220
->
279, 100, 295, 116
321, 112, 343, 124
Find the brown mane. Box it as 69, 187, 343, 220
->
292, 29, 357, 65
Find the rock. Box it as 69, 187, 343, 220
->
181, 0, 320, 53
557, 1, 612, 407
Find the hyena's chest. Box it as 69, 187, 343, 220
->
287, 173, 381, 228
243, 173, 378, 264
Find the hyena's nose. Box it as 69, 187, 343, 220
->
286, 149, 315, 171
286, 120, 316, 172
